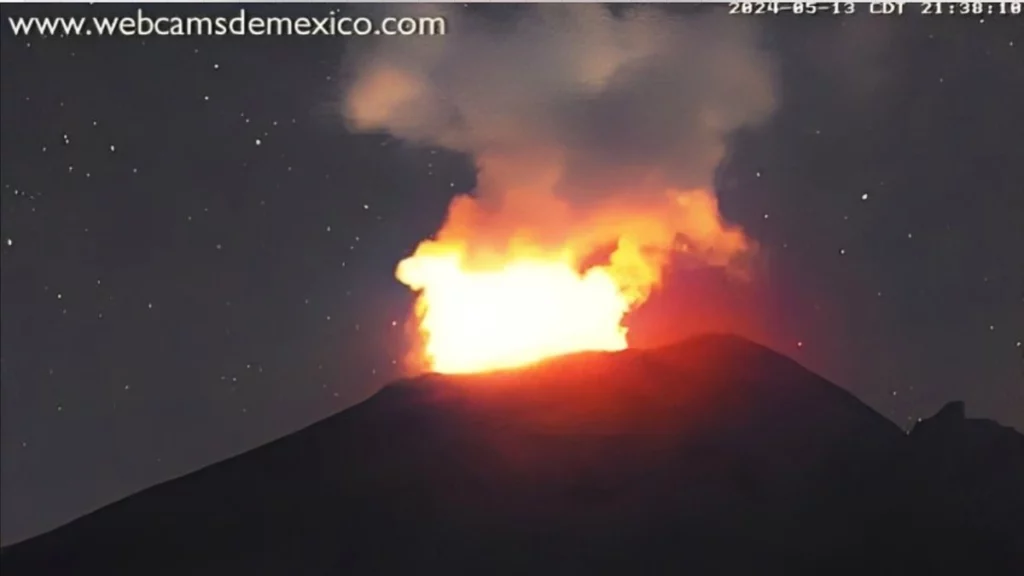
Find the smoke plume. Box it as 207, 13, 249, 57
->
343, 4, 775, 261
340, 5, 780, 371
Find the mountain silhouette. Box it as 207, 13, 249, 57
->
2, 334, 1021, 575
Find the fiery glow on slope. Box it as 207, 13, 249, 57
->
396, 187, 752, 374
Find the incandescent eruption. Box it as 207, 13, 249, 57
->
342, 5, 778, 373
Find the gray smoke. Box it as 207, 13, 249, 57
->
342, 5, 777, 201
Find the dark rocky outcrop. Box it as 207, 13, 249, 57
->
898, 401, 1024, 572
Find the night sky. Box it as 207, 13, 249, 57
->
2, 4, 1021, 545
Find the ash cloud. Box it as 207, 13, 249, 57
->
341, 5, 778, 201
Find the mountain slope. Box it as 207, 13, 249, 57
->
2, 334, 1020, 575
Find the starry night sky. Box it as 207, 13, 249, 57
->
1, 4, 1021, 545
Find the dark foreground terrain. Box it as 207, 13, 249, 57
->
3, 335, 1022, 575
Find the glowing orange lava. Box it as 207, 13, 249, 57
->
398, 255, 631, 374
396, 188, 752, 374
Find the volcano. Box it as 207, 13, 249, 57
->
2, 335, 1021, 575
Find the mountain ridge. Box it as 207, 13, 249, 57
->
2, 334, 1021, 575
